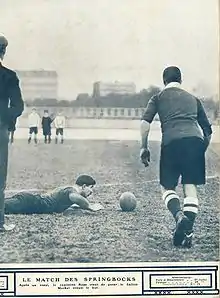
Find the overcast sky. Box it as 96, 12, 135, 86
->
0, 0, 219, 99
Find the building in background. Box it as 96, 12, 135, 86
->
93, 81, 136, 97
16, 70, 58, 101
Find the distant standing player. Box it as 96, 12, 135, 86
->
54, 111, 66, 144
42, 110, 53, 144
140, 66, 212, 248
28, 108, 40, 144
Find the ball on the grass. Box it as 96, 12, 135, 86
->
119, 192, 137, 212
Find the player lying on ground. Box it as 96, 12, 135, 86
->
140, 66, 212, 248
4, 175, 104, 215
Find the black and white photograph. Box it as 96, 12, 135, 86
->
0, 0, 219, 296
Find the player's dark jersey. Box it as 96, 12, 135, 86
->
142, 85, 212, 146
42, 116, 52, 134
41, 186, 75, 213
5, 186, 77, 214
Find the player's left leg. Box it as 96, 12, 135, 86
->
34, 127, 38, 144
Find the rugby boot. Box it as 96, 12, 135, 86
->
182, 231, 193, 248
173, 211, 191, 247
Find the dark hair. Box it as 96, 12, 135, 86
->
0, 36, 8, 56
0, 46, 5, 56
75, 175, 96, 187
163, 66, 182, 84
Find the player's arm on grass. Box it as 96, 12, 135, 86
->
140, 95, 158, 166
69, 192, 90, 209
197, 98, 213, 150
67, 192, 103, 213
68, 192, 99, 212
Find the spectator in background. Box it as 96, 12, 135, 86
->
0, 35, 24, 232
42, 110, 53, 144
28, 108, 40, 144
54, 110, 66, 144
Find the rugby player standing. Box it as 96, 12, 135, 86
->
140, 66, 212, 248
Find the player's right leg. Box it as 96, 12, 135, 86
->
34, 127, 38, 144
180, 137, 205, 248
181, 184, 198, 248
28, 128, 33, 144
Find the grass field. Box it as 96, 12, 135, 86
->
0, 139, 219, 263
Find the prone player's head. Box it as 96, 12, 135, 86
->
75, 174, 96, 197
0, 35, 8, 60
163, 66, 182, 86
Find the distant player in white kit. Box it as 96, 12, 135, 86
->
28, 108, 41, 144
54, 111, 66, 144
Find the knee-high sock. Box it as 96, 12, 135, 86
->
183, 196, 198, 230
162, 190, 181, 220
